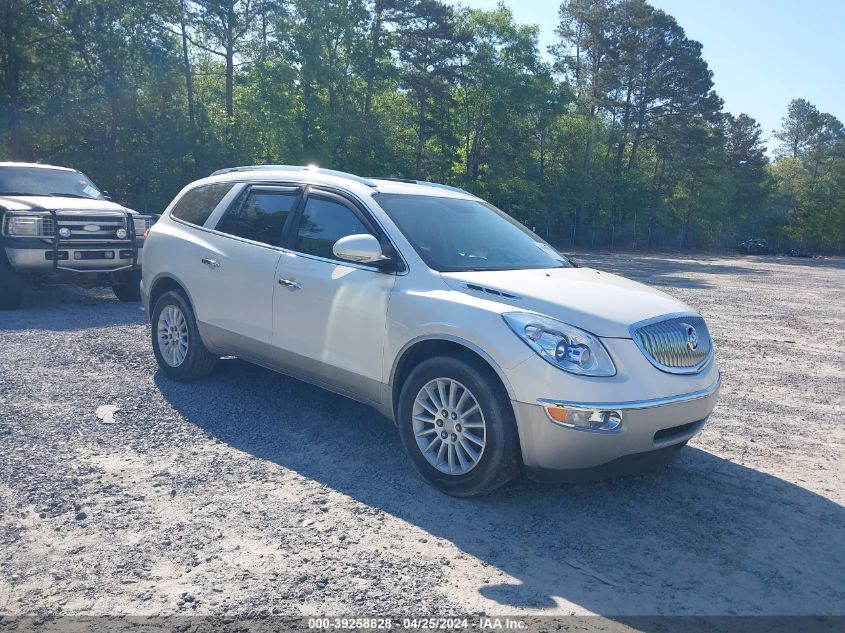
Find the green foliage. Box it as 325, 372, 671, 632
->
0, 0, 842, 252
771, 103, 845, 250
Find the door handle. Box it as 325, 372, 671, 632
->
278, 278, 302, 290
201, 257, 220, 269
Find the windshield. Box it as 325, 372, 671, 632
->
0, 167, 104, 200
374, 193, 570, 272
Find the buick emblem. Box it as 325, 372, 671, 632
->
683, 324, 699, 351
83, 224, 100, 232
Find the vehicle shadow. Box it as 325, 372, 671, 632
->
154, 360, 845, 617
0, 283, 146, 331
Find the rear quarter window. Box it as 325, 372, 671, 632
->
170, 183, 235, 226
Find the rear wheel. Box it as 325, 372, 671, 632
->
111, 269, 142, 302
151, 290, 217, 381
397, 354, 522, 496
0, 250, 24, 310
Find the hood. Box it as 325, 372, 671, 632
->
0, 195, 135, 214
441, 267, 693, 338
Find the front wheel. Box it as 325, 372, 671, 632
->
151, 290, 217, 381
397, 355, 522, 496
111, 269, 142, 302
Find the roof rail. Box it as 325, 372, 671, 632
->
374, 177, 417, 184
370, 177, 473, 196
209, 164, 378, 187
416, 180, 473, 195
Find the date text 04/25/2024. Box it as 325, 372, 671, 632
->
307, 618, 527, 630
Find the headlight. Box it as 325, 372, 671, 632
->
133, 216, 151, 235
5, 215, 42, 236
503, 312, 616, 377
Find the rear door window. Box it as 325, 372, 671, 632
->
215, 187, 300, 246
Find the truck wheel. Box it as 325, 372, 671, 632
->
0, 250, 24, 310
111, 269, 142, 302
151, 290, 217, 381
397, 354, 523, 497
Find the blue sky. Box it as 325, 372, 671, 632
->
452, 0, 845, 153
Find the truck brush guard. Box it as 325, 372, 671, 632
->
2, 209, 153, 273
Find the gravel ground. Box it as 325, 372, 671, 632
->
0, 253, 843, 619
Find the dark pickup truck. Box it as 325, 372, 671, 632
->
0, 162, 155, 310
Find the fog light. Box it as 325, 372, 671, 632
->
544, 405, 623, 432
58, 227, 72, 238
104, 251, 115, 259
74, 252, 82, 260
116, 228, 127, 239
599, 411, 622, 431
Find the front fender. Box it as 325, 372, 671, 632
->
384, 286, 535, 411
389, 331, 521, 402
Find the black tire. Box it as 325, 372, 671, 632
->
111, 269, 142, 302
150, 289, 217, 381
0, 249, 25, 310
397, 354, 523, 497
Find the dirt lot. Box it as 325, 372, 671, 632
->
1, 253, 843, 619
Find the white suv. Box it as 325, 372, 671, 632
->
142, 165, 720, 496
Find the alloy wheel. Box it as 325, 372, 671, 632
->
157, 304, 189, 367
412, 378, 487, 475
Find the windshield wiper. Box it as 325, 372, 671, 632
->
0, 191, 46, 197
46, 192, 98, 199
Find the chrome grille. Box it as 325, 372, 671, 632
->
631, 315, 713, 374
55, 214, 129, 241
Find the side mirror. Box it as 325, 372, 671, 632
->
102, 190, 113, 201
333, 234, 390, 265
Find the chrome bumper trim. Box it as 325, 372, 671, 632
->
538, 373, 721, 411
4, 246, 140, 273
55, 264, 135, 274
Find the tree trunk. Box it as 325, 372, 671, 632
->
7, 56, 21, 160
363, 1, 383, 120
539, 129, 546, 185
224, 2, 235, 118
628, 90, 649, 169
180, 8, 199, 174
225, 46, 234, 118
415, 95, 426, 179
579, 133, 593, 232
467, 111, 485, 182
2, 4, 22, 159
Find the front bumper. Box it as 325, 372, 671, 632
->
512, 373, 720, 478
4, 241, 143, 273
